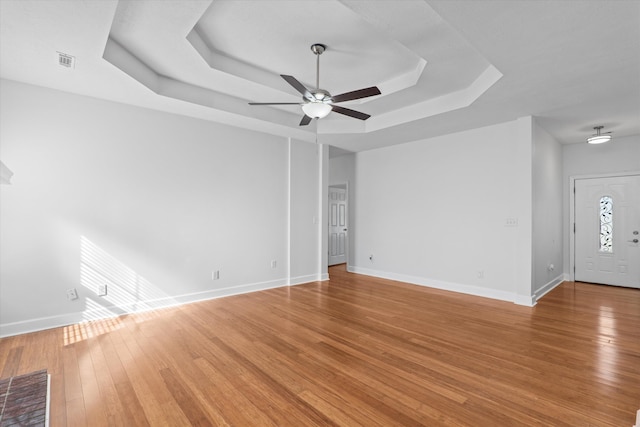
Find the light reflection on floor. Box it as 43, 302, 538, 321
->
62, 236, 179, 346
63, 316, 123, 346
596, 305, 618, 383
63, 305, 179, 346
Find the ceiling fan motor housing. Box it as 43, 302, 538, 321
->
308, 89, 331, 103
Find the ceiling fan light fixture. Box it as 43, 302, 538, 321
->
249, 43, 380, 126
302, 102, 332, 119
587, 126, 612, 144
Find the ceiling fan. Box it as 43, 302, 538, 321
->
249, 44, 381, 126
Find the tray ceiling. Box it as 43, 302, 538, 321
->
1, 0, 638, 151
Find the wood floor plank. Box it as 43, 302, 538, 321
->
0, 345, 23, 378
158, 367, 212, 427
112, 328, 192, 426
193, 310, 391, 426
44, 329, 67, 427
62, 344, 86, 426
87, 335, 128, 426
144, 319, 261, 426
1, 265, 639, 426
214, 302, 451, 425
98, 334, 150, 427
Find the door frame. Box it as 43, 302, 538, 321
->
328, 182, 349, 267
569, 171, 640, 282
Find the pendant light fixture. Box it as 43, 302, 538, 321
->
586, 126, 612, 144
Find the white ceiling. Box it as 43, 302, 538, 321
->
1, 0, 638, 153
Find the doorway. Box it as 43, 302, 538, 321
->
572, 174, 640, 288
328, 185, 348, 266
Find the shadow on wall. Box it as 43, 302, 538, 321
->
63, 236, 178, 345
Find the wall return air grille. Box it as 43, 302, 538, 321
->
57, 52, 75, 68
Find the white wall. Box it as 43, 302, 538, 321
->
532, 120, 564, 297
562, 134, 640, 276
351, 119, 535, 303
329, 153, 356, 268
329, 153, 355, 185
0, 79, 323, 336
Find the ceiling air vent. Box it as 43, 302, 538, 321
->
57, 52, 75, 68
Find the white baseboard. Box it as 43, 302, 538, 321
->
513, 295, 535, 307
0, 312, 87, 338
289, 273, 327, 286
349, 266, 519, 304
0, 278, 290, 338
533, 274, 564, 304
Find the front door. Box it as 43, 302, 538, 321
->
328, 187, 347, 266
574, 175, 640, 288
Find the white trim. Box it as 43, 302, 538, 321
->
533, 274, 564, 303
0, 278, 289, 338
349, 266, 524, 304
0, 312, 84, 338
569, 171, 640, 282
287, 137, 292, 285
513, 294, 535, 307
318, 143, 327, 278
289, 274, 324, 286
45, 374, 51, 427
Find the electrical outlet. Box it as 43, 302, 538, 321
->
477, 270, 484, 279
66, 288, 78, 301
98, 284, 107, 296
212, 270, 220, 280
271, 260, 277, 269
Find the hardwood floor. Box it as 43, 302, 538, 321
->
1, 265, 639, 426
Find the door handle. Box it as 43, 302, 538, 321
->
629, 239, 639, 243
343, 228, 348, 231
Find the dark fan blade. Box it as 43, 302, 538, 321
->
331, 86, 381, 103
299, 115, 313, 126
331, 105, 371, 121
248, 102, 301, 105
281, 75, 312, 99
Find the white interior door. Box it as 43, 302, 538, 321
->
328, 187, 347, 266
574, 175, 640, 288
